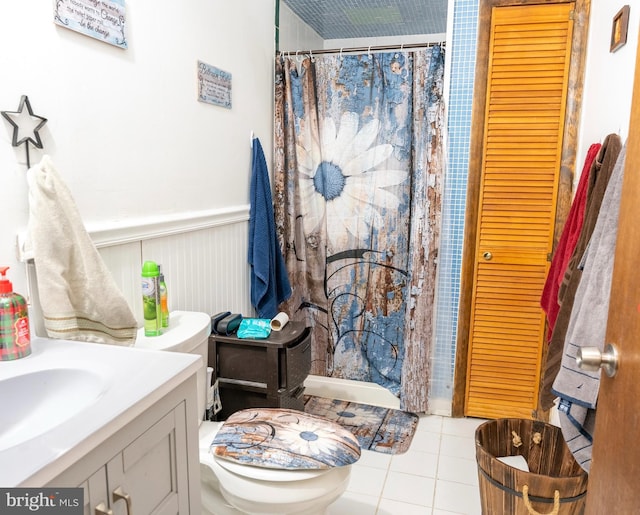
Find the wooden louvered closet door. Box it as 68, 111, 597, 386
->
464, 2, 574, 419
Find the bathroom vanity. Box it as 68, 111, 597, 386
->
0, 337, 202, 514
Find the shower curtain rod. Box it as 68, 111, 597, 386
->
277, 41, 445, 58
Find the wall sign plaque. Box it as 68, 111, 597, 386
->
197, 61, 232, 109
54, 0, 127, 49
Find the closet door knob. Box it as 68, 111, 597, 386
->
576, 343, 619, 378
483, 251, 493, 261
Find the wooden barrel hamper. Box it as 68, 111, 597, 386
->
475, 418, 588, 514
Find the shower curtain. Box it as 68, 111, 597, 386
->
273, 46, 445, 412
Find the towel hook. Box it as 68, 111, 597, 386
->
1, 95, 48, 169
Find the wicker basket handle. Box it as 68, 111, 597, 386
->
522, 485, 560, 515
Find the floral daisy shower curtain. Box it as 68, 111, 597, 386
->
273, 46, 445, 412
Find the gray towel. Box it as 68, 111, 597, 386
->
26, 156, 137, 345
552, 143, 627, 472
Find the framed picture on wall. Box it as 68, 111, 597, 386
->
610, 5, 630, 53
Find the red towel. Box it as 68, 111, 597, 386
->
540, 143, 601, 341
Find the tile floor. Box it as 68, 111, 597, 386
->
327, 415, 488, 515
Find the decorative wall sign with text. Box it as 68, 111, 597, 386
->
54, 0, 127, 49
197, 61, 232, 109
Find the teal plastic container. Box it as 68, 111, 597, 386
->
141, 261, 162, 336
0, 266, 31, 360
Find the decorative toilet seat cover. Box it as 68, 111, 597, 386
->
210, 408, 361, 470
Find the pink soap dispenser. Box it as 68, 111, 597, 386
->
0, 266, 31, 360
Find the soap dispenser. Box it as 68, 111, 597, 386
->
0, 266, 31, 360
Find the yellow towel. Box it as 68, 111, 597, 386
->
26, 156, 137, 345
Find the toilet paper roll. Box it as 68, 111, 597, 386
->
270, 312, 289, 331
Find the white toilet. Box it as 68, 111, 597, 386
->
136, 310, 359, 515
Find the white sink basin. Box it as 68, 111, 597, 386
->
0, 368, 108, 451
0, 337, 201, 487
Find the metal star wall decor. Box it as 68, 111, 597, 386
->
1, 95, 48, 168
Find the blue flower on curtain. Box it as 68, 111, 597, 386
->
297, 111, 408, 249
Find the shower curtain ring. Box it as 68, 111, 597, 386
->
339, 48, 343, 60
368, 45, 372, 58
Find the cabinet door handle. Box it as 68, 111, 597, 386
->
112, 486, 133, 515
95, 502, 113, 515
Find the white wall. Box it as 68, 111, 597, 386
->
0, 0, 275, 296
577, 3, 639, 181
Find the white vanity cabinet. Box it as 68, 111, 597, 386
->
47, 373, 201, 515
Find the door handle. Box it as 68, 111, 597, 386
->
94, 503, 113, 515
576, 343, 619, 378
483, 251, 493, 261
112, 487, 133, 515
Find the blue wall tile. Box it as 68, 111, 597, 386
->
431, 0, 478, 408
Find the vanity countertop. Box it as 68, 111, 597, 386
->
0, 337, 201, 487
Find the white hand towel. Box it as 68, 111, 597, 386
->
26, 156, 137, 345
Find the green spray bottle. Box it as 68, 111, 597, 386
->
141, 261, 162, 336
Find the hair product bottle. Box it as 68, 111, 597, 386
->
159, 265, 169, 328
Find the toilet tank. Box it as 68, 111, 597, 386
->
135, 310, 211, 424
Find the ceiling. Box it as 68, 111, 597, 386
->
281, 0, 448, 41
